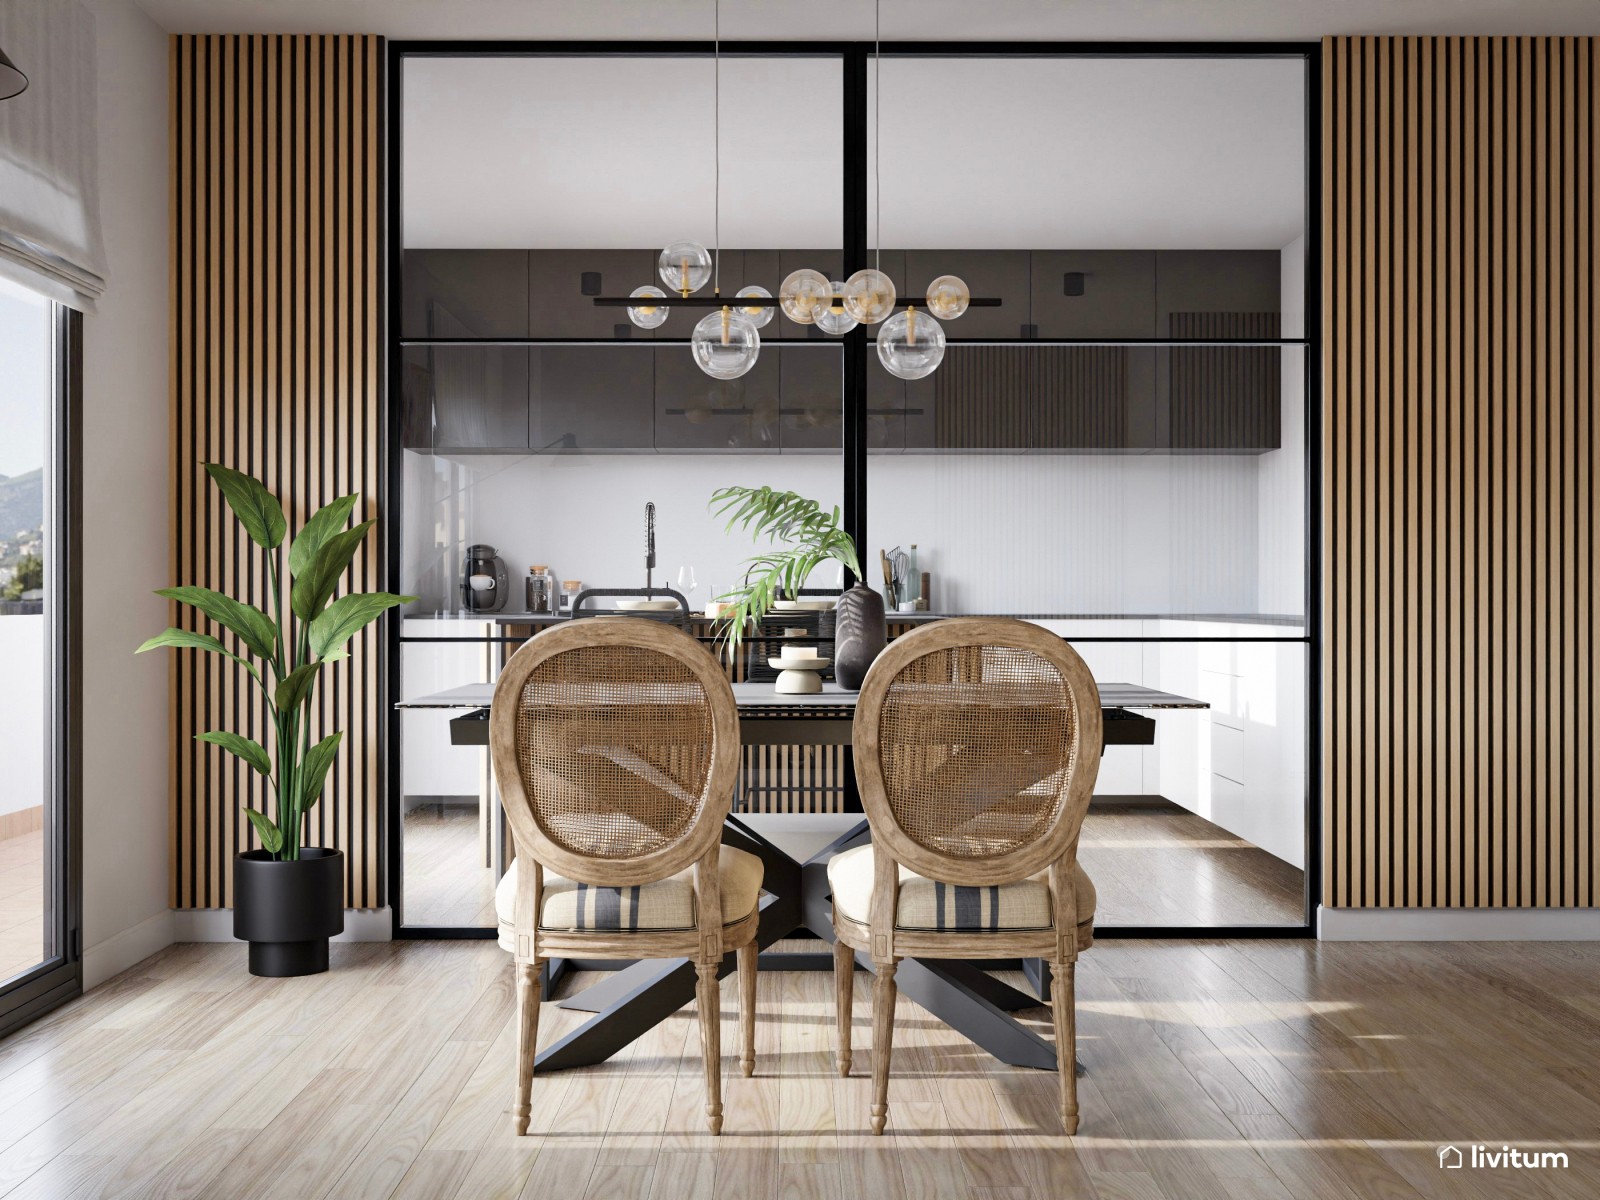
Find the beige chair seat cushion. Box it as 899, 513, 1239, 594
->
827, 844, 1095, 947
496, 845, 763, 950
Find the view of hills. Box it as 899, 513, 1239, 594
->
0, 468, 43, 557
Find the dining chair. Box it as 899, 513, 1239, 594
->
828, 617, 1102, 1135
489, 618, 762, 1136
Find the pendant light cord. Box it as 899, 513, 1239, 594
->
874, 0, 881, 274
713, 0, 721, 293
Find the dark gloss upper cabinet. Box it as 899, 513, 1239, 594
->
1031, 250, 1158, 339
528, 250, 659, 340
531, 346, 654, 451
400, 346, 530, 452
778, 346, 842, 451
654, 345, 782, 453
1155, 250, 1281, 332
401, 250, 528, 339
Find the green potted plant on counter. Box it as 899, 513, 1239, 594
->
709, 485, 885, 689
138, 464, 412, 976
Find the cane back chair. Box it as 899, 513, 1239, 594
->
490, 618, 762, 1136
829, 617, 1102, 1135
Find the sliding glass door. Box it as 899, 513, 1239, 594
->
0, 277, 80, 1033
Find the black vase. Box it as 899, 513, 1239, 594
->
834, 583, 886, 690
234, 848, 345, 977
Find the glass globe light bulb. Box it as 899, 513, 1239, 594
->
842, 267, 897, 324
778, 268, 831, 325
876, 307, 946, 380
692, 307, 761, 380
813, 281, 859, 336
924, 274, 971, 321
735, 285, 775, 329
626, 285, 670, 330
658, 241, 713, 295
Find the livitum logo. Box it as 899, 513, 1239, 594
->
1438, 1144, 1570, 1170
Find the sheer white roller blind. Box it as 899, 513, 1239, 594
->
0, 0, 105, 310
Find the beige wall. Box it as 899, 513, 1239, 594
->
79, 0, 173, 987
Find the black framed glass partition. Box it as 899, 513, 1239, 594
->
387, 41, 1318, 935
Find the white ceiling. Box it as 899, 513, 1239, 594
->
403, 55, 1306, 250
135, 0, 1600, 40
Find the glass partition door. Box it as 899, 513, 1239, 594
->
393, 51, 846, 931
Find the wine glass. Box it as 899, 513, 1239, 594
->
677, 565, 699, 611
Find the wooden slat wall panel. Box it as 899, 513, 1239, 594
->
1324, 36, 1598, 908
170, 35, 383, 908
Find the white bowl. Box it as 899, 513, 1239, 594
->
615, 599, 680, 612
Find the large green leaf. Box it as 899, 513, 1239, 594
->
273, 662, 323, 713
288, 493, 360, 578
297, 731, 344, 812
196, 731, 272, 776
308, 592, 413, 662
157, 586, 278, 660
136, 627, 260, 682
290, 521, 374, 621
243, 808, 284, 855
205, 464, 286, 550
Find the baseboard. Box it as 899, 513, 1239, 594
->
83, 909, 176, 991
1318, 905, 1600, 941
172, 906, 393, 943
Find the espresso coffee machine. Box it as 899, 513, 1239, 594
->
460, 544, 508, 613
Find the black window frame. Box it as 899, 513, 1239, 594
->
0, 305, 84, 1035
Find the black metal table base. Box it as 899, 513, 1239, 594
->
535, 815, 1075, 1075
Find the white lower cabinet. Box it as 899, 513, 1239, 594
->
1158, 623, 1306, 869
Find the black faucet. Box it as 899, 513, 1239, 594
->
645, 501, 656, 597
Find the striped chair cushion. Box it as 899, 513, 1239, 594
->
827, 844, 1095, 945
495, 845, 763, 949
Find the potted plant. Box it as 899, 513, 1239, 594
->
709, 485, 885, 688
138, 464, 412, 976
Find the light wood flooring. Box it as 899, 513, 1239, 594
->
2, 938, 1597, 1199
400, 803, 1306, 930
0, 829, 44, 985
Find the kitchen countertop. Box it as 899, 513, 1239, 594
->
403, 609, 1305, 628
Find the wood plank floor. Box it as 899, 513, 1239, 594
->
3, 940, 1597, 1199
399, 804, 1306, 931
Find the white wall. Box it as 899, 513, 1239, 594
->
401, 452, 845, 613
1258, 235, 1307, 616
871, 454, 1260, 614
402, 450, 1263, 618
78, 0, 174, 987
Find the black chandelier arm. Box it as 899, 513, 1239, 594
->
591, 296, 1002, 308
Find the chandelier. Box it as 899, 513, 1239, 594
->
596, 0, 995, 381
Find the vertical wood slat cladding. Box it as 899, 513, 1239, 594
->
170, 35, 383, 908
1324, 37, 1597, 908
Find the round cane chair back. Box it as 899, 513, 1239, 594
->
853, 618, 1103, 887
490, 619, 740, 887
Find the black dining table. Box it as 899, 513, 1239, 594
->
397, 679, 1207, 1072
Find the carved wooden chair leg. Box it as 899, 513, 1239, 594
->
870, 959, 898, 1135
832, 937, 855, 1077
736, 940, 757, 1078
695, 961, 724, 1135
514, 959, 543, 1136
1051, 958, 1079, 1135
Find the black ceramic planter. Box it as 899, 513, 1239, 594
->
833, 583, 887, 690
234, 848, 345, 977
